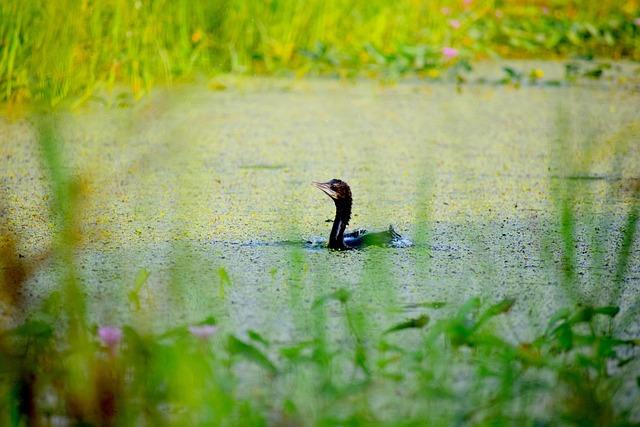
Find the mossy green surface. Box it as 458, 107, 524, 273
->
0, 68, 638, 333
1, 65, 640, 425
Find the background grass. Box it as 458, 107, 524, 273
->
1, 0, 640, 107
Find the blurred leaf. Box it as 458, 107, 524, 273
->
576, 353, 598, 369
617, 356, 635, 368
363, 43, 387, 65
354, 343, 370, 376
122, 326, 152, 358
12, 320, 53, 341
546, 307, 572, 333
516, 343, 544, 366
564, 62, 581, 80
128, 268, 150, 310
40, 290, 62, 316
280, 345, 304, 361
572, 334, 596, 347
554, 323, 573, 351
566, 305, 618, 324
445, 298, 483, 346
478, 298, 516, 326
613, 202, 638, 300
228, 335, 277, 374
569, 307, 596, 324
501, 66, 523, 83
196, 316, 217, 326
248, 330, 270, 347
459, 297, 481, 317
597, 337, 620, 359
378, 340, 406, 354
312, 288, 351, 307
583, 67, 603, 79
218, 267, 231, 299
384, 314, 429, 334
593, 306, 620, 318
404, 301, 447, 309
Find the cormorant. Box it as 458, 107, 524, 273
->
313, 179, 411, 250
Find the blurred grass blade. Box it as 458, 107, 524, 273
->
612, 201, 638, 303
477, 298, 516, 326
128, 268, 150, 310
312, 288, 351, 308
227, 335, 277, 375
384, 314, 429, 334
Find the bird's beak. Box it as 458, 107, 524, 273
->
313, 181, 337, 199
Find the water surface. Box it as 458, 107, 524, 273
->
1, 69, 639, 338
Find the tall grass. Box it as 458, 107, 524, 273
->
1, 0, 639, 107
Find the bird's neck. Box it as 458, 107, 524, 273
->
329, 198, 351, 249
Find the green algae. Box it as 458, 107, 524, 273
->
1, 67, 640, 424
0, 67, 638, 334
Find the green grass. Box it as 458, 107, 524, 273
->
0, 105, 639, 425
1, 0, 639, 107
0, 2, 639, 423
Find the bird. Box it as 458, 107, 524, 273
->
312, 179, 411, 250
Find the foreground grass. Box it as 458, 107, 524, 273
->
1, 0, 640, 107
2, 292, 637, 425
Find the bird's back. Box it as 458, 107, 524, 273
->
343, 225, 411, 248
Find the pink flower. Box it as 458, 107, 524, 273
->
495, 9, 504, 18
440, 7, 451, 15
542, 6, 550, 15
189, 324, 218, 339
442, 47, 459, 59
448, 19, 461, 29
634, 18, 640, 26
98, 326, 122, 351
463, 0, 473, 6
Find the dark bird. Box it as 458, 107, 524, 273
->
312, 179, 412, 250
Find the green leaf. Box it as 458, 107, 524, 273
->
228, 335, 277, 374
404, 301, 447, 309
218, 267, 231, 299
12, 320, 53, 340
502, 66, 522, 81
128, 268, 150, 310
597, 337, 619, 359
459, 297, 481, 318
312, 288, 351, 307
248, 330, 270, 347
384, 315, 430, 334
478, 298, 516, 325
583, 67, 603, 79
196, 316, 217, 326
569, 307, 595, 324
569, 306, 620, 325
554, 323, 573, 351
280, 345, 304, 360
593, 306, 620, 318
546, 307, 571, 333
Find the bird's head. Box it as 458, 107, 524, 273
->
313, 179, 352, 203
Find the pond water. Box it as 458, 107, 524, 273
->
1, 66, 639, 339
